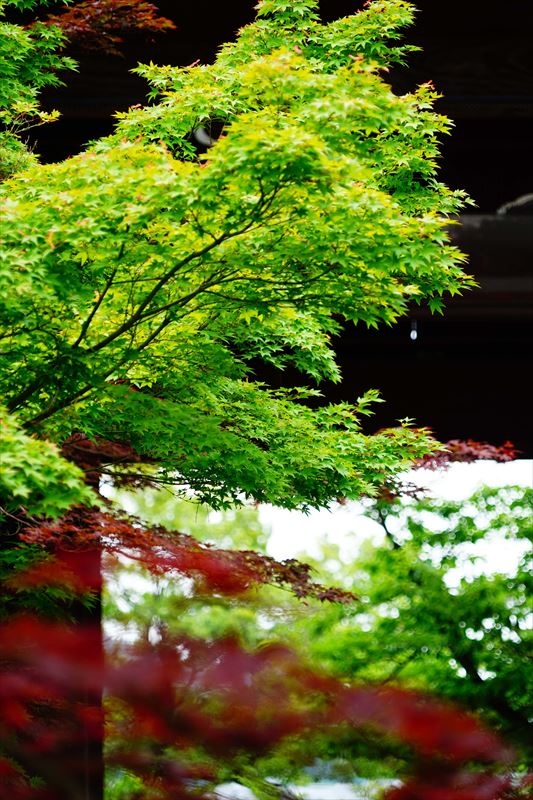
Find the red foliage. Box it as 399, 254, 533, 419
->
0, 618, 519, 800
38, 0, 175, 56
6, 547, 102, 593
416, 440, 519, 470
2, 436, 524, 797
0, 617, 104, 799
332, 687, 510, 763
19, 506, 357, 602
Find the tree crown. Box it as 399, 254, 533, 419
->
1, 0, 471, 513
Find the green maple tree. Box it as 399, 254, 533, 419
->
1, 0, 473, 519
1, 4, 496, 798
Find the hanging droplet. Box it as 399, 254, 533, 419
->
410, 320, 418, 341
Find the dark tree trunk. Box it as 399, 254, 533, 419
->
67, 546, 104, 800
0, 518, 105, 799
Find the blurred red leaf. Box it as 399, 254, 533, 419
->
333, 686, 512, 763
0, 618, 517, 800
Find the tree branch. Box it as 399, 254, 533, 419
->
85, 227, 246, 355
375, 506, 401, 550
71, 263, 120, 349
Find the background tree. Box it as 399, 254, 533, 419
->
105, 480, 532, 790
295, 485, 532, 767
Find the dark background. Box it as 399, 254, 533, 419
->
29, 0, 533, 455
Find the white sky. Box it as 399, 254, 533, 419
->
260, 460, 533, 564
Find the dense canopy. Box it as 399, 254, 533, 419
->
1, 0, 472, 515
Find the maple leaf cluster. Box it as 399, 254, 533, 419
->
39, 0, 176, 56
2, 434, 522, 800
0, 613, 526, 800
1, 0, 527, 794
14, 506, 356, 602
416, 439, 519, 470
